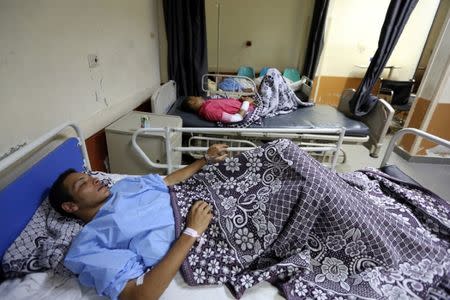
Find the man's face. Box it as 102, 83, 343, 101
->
63, 173, 111, 211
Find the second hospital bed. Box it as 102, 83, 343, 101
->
152, 79, 395, 158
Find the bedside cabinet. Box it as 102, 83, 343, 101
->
105, 111, 182, 175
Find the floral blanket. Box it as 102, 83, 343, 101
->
169, 139, 450, 299
257, 68, 313, 118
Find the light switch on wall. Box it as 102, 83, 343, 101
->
88, 54, 99, 68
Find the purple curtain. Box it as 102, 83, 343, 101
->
303, 0, 330, 79
163, 0, 208, 96
349, 0, 418, 117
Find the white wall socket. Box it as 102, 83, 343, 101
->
88, 54, 99, 68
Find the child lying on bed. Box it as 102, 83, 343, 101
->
49, 140, 450, 300
183, 68, 313, 128
181, 95, 255, 123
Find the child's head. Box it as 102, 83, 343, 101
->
182, 96, 205, 113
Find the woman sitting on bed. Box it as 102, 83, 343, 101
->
181, 95, 255, 123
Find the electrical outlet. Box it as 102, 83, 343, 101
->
88, 54, 99, 68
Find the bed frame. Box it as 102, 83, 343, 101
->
201, 73, 258, 99
151, 80, 394, 158
1, 123, 449, 296
130, 127, 346, 173
201, 73, 311, 99
0, 123, 90, 259
130, 126, 450, 177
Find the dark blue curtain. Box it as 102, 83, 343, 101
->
303, 0, 330, 79
163, 0, 208, 96
349, 0, 418, 117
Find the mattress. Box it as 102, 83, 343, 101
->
379, 165, 422, 187
167, 96, 370, 137
0, 271, 282, 300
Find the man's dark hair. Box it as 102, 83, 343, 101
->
48, 168, 77, 218
181, 96, 198, 113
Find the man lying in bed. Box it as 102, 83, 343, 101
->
181, 95, 255, 123
49, 140, 450, 300
49, 144, 229, 300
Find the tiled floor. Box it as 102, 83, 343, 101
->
335, 135, 450, 201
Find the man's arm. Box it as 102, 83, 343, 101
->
119, 201, 213, 300
163, 144, 228, 186
163, 158, 206, 186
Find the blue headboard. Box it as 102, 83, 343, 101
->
0, 137, 85, 259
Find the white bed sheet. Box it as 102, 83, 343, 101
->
0, 271, 283, 300
0, 272, 104, 300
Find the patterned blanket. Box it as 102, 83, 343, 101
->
258, 68, 313, 118
219, 68, 313, 128
169, 139, 450, 299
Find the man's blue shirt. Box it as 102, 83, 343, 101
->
64, 174, 175, 299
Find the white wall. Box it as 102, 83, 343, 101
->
319, 0, 439, 79
441, 76, 450, 103
419, 8, 450, 103
416, 0, 450, 75
157, 0, 168, 83
0, 0, 161, 156
405, 9, 450, 155
205, 0, 313, 73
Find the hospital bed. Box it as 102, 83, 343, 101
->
153, 78, 394, 158
0, 123, 449, 299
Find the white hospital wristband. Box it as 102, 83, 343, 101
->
240, 100, 250, 111
203, 153, 213, 163
183, 227, 200, 238
136, 268, 151, 286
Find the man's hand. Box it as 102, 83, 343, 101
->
164, 144, 228, 187
120, 201, 213, 300
206, 144, 228, 162
186, 201, 213, 234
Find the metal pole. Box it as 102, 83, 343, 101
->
380, 128, 450, 167
173, 127, 343, 134
173, 146, 336, 153
216, 0, 221, 75
331, 128, 345, 169
165, 127, 173, 174
131, 128, 167, 169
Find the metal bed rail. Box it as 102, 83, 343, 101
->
131, 127, 345, 173
183, 130, 368, 143
0, 122, 90, 173
202, 73, 257, 98
380, 128, 450, 167
187, 136, 258, 160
